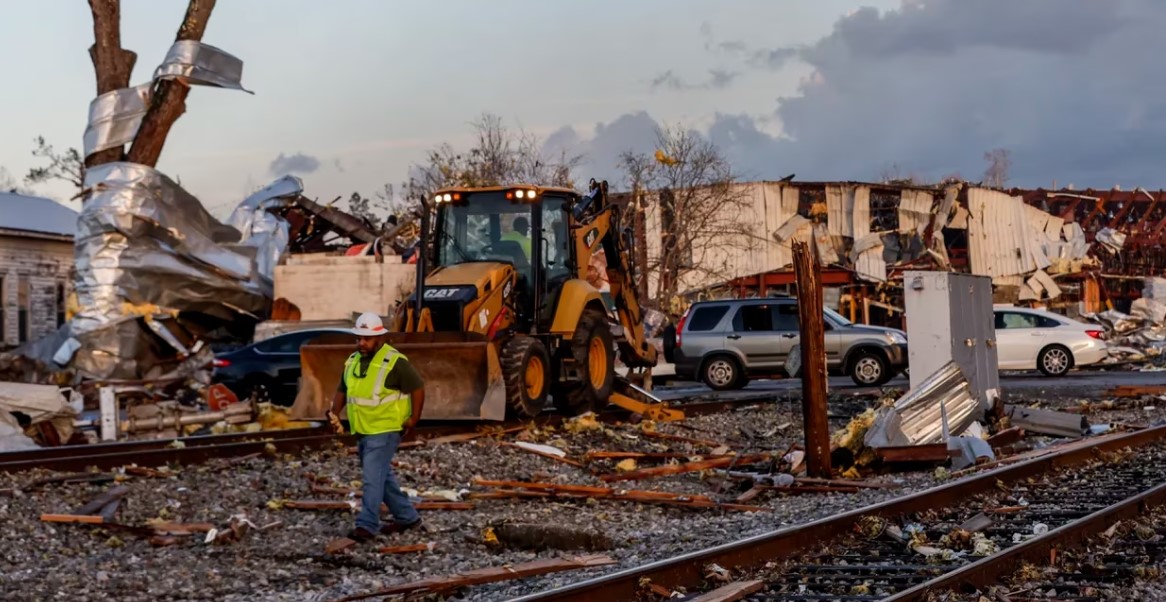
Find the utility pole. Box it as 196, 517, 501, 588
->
793, 240, 831, 478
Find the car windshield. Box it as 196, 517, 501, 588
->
824, 306, 852, 326
436, 192, 534, 269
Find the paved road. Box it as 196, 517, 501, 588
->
654, 368, 1166, 402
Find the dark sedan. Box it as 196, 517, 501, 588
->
212, 328, 355, 405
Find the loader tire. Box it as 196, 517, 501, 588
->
501, 335, 550, 418
554, 309, 615, 414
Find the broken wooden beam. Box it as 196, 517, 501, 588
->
40, 513, 107, 524
688, 580, 765, 602
1005, 404, 1088, 438
874, 444, 960, 464
500, 442, 586, 469
331, 554, 618, 601
378, 542, 437, 555
985, 427, 1025, 449
600, 453, 770, 483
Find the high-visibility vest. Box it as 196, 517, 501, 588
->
500, 231, 531, 259
343, 344, 412, 434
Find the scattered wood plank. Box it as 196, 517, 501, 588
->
500, 442, 586, 469
40, 514, 106, 524
735, 486, 765, 504
466, 490, 551, 500
1106, 384, 1166, 398
874, 444, 960, 464
415, 502, 474, 511
148, 522, 216, 535
688, 580, 765, 602
986, 427, 1025, 449
149, 535, 181, 547
600, 453, 770, 483
330, 554, 618, 601
325, 537, 357, 555
72, 485, 130, 517
378, 542, 437, 555
124, 466, 174, 478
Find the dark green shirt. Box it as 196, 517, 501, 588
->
336, 352, 425, 395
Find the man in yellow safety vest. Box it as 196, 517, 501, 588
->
326, 312, 426, 542
500, 216, 532, 260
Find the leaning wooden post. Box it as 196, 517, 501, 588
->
793, 240, 832, 478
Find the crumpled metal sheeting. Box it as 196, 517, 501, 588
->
83, 84, 153, 157
154, 40, 252, 93
864, 361, 982, 448
226, 175, 302, 284
74, 162, 272, 338
83, 41, 250, 158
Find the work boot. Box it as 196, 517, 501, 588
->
346, 526, 377, 542
380, 518, 423, 536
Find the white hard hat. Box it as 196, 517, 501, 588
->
352, 312, 386, 337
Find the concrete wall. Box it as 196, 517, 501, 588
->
0, 233, 73, 346
274, 254, 416, 320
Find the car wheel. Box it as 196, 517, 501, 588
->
701, 355, 742, 391
1038, 345, 1073, 377
850, 352, 890, 387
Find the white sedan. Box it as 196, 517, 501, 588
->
993, 306, 1109, 376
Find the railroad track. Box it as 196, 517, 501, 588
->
512, 424, 1166, 602
0, 389, 781, 474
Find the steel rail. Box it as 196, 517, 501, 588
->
884, 479, 1166, 601
509, 424, 1166, 602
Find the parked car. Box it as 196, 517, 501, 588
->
669, 297, 908, 389
211, 328, 355, 405
992, 306, 1108, 376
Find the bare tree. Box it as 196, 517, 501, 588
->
86, 0, 218, 172
25, 136, 85, 193
618, 124, 753, 310
0, 167, 27, 194
982, 148, 1012, 188
401, 113, 583, 203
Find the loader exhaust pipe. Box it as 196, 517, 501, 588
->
413, 199, 429, 330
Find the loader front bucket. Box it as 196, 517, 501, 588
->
292, 332, 506, 422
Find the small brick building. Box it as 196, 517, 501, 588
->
0, 192, 76, 348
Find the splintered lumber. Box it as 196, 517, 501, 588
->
40, 514, 106, 524
325, 538, 357, 555
149, 522, 216, 535
471, 479, 769, 512
688, 580, 765, 602
986, 427, 1025, 448
331, 554, 618, 601
378, 542, 437, 555
500, 442, 586, 468
640, 430, 723, 448
600, 453, 770, 482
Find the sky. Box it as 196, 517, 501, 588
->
1, 1, 1162, 219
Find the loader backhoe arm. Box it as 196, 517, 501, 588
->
574, 179, 658, 369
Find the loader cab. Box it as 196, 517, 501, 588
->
432, 187, 574, 327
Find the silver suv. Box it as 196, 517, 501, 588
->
669, 297, 908, 389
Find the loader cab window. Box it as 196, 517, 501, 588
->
541, 203, 570, 283
435, 193, 535, 276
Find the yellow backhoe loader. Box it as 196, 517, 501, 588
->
297, 179, 681, 422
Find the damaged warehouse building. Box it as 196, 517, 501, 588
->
0, 192, 77, 349
633, 180, 1166, 331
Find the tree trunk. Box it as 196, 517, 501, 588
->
125, 0, 217, 167
86, 0, 137, 170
